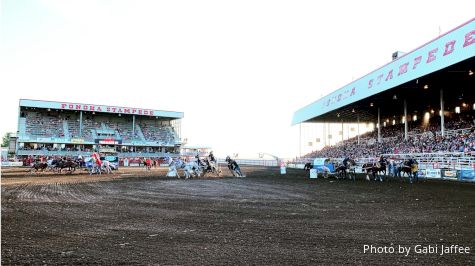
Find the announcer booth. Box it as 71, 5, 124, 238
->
292, 18, 475, 181
16, 99, 184, 159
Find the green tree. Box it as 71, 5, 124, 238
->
2, 132, 12, 147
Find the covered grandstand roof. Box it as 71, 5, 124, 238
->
20, 99, 184, 119
292, 18, 475, 124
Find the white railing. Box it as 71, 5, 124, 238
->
217, 158, 278, 167
381, 152, 475, 170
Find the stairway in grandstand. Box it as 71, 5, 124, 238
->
19, 117, 26, 136
91, 129, 98, 140
168, 126, 178, 144
63, 120, 70, 139
135, 124, 146, 142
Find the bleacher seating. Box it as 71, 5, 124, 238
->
22, 109, 179, 146
25, 111, 64, 138
139, 120, 176, 145
300, 111, 475, 160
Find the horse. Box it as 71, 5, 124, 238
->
172, 160, 202, 179
166, 164, 180, 178
183, 161, 202, 179
58, 160, 79, 174
225, 157, 244, 177
202, 158, 221, 177
362, 162, 383, 181
374, 158, 387, 176
30, 162, 48, 172
396, 159, 418, 183
335, 159, 357, 181
304, 162, 313, 171
101, 160, 113, 174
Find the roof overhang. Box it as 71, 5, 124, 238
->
292, 18, 475, 125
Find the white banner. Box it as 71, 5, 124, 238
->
280, 166, 286, 175
425, 169, 441, 178
1, 162, 23, 167
309, 169, 318, 179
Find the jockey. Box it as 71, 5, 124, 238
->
195, 155, 204, 166
92, 152, 102, 166
343, 157, 350, 167
166, 156, 174, 165
208, 151, 216, 163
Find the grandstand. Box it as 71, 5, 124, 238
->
16, 99, 184, 158
292, 18, 475, 180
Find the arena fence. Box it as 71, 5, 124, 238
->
287, 152, 475, 182
217, 159, 278, 167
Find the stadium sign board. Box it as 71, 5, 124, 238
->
441, 169, 459, 179
71, 138, 85, 144
99, 147, 116, 153
20, 99, 184, 119
292, 18, 475, 124
460, 169, 475, 180
96, 139, 122, 145
425, 169, 442, 178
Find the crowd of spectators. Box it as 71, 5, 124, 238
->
23, 110, 177, 145
301, 112, 475, 160
25, 111, 64, 138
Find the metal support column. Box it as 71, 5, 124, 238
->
357, 114, 360, 145
404, 99, 408, 141
323, 123, 326, 146
79, 111, 83, 137
132, 115, 136, 139
299, 123, 302, 157
341, 121, 344, 142
377, 108, 381, 143
440, 89, 445, 137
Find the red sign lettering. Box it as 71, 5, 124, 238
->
385, 69, 393, 81
443, 40, 456, 56
463, 30, 475, 47
413, 56, 422, 69
426, 48, 438, 63
398, 62, 409, 76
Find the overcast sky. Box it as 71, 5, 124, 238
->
1, 0, 474, 158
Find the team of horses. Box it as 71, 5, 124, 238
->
167, 158, 222, 179
30, 159, 81, 174
304, 157, 420, 183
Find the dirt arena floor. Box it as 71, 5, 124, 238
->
2, 166, 474, 265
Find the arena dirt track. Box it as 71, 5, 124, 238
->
2, 166, 474, 265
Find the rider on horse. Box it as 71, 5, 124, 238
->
226, 156, 243, 177
343, 155, 352, 168
208, 151, 216, 163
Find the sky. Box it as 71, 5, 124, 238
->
1, 0, 474, 159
